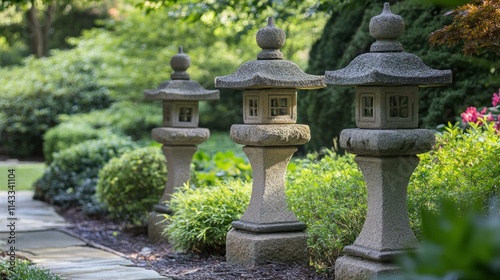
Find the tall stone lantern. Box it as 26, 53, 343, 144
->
145, 47, 219, 242
325, 3, 452, 279
215, 17, 325, 266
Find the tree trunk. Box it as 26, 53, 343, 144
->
26, 0, 57, 58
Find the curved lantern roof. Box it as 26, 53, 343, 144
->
144, 47, 219, 101
325, 2, 452, 87
215, 17, 325, 90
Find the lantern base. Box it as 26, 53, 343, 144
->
335, 255, 400, 280
225, 229, 308, 267
147, 210, 169, 243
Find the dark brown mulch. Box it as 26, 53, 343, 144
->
58, 207, 334, 280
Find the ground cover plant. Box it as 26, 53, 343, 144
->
96, 147, 167, 226
0, 258, 62, 280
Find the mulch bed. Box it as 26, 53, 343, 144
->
58, 207, 334, 279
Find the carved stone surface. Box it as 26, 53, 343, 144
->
325, 3, 452, 279
226, 229, 308, 267
340, 129, 435, 156
230, 124, 310, 146
151, 127, 209, 145
217, 16, 324, 267
144, 47, 219, 100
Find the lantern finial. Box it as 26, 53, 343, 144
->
170, 46, 191, 80
369, 2, 405, 52
256, 17, 286, 60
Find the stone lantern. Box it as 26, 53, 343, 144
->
144, 47, 219, 242
215, 17, 325, 266
325, 3, 452, 279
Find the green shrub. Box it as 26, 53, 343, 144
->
96, 147, 167, 226
33, 135, 137, 214
408, 122, 500, 237
384, 199, 500, 280
58, 101, 161, 142
43, 122, 112, 164
0, 50, 112, 158
191, 150, 251, 187
164, 180, 251, 254
0, 259, 62, 280
286, 151, 366, 268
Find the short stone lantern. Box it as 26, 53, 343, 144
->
144, 47, 219, 242
215, 17, 325, 266
325, 3, 452, 279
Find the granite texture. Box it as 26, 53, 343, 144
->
216, 60, 325, 89
369, 2, 405, 52
335, 255, 400, 280
230, 124, 310, 146
151, 127, 209, 145
144, 47, 219, 101
226, 229, 308, 267
147, 211, 169, 243
325, 52, 452, 86
256, 17, 286, 60
242, 89, 298, 124
340, 129, 435, 156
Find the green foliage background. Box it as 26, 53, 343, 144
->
303, 0, 500, 151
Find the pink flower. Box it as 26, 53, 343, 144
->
493, 90, 500, 107
461, 106, 479, 123
480, 107, 487, 114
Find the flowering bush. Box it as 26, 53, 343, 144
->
461, 89, 500, 131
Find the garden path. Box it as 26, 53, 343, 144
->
0, 190, 170, 280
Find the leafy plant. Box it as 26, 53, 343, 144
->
191, 150, 251, 187
286, 151, 366, 268
384, 199, 500, 280
163, 180, 251, 254
96, 147, 167, 226
408, 122, 500, 237
43, 122, 111, 164
33, 135, 137, 214
0, 259, 62, 280
0, 49, 112, 157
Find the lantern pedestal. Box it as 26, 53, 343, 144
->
225, 124, 309, 266
335, 129, 434, 279
147, 127, 209, 243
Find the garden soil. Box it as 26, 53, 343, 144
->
59, 207, 334, 280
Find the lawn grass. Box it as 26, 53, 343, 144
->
0, 162, 45, 191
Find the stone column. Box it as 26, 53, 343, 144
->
215, 17, 325, 266
325, 3, 452, 279
144, 48, 219, 242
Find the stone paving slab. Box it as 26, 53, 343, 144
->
0, 191, 170, 279
0, 230, 86, 251
0, 191, 70, 232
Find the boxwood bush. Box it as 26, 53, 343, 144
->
96, 147, 167, 226
163, 180, 251, 254
0, 50, 112, 158
33, 135, 137, 214
43, 122, 112, 164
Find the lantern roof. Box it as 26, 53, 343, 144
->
325, 2, 452, 87
215, 17, 325, 90
144, 47, 219, 101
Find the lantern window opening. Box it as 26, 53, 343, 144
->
249, 97, 259, 117
362, 95, 374, 118
389, 95, 409, 118
269, 96, 290, 117
179, 107, 193, 122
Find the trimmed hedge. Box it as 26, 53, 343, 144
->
96, 147, 167, 226
33, 135, 137, 214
